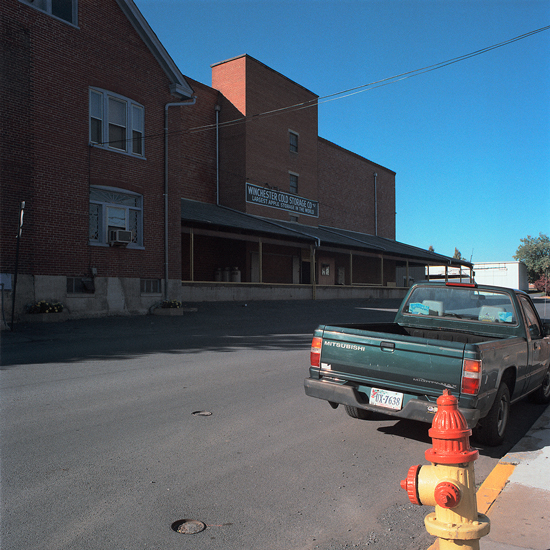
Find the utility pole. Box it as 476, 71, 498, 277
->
11, 201, 25, 330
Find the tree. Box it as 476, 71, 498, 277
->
453, 248, 462, 260
513, 233, 550, 283
534, 274, 550, 296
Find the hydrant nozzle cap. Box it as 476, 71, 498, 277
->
400, 464, 421, 505
434, 481, 461, 508
425, 389, 479, 464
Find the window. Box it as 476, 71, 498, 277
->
289, 131, 298, 153
403, 286, 517, 325
19, 0, 78, 25
89, 187, 143, 247
519, 295, 542, 338
141, 279, 162, 294
89, 88, 144, 157
67, 277, 95, 293
289, 173, 298, 194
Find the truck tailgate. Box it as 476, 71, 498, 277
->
319, 325, 466, 396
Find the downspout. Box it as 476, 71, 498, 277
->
373, 172, 378, 236
215, 104, 221, 205
164, 97, 196, 299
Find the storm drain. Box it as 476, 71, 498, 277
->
171, 519, 206, 534
192, 410, 212, 416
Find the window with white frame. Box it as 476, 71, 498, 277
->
289, 131, 298, 153
289, 173, 298, 194
89, 88, 144, 156
89, 187, 143, 246
19, 0, 78, 25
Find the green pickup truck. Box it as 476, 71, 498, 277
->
304, 282, 550, 446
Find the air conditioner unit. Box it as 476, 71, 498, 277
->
109, 229, 133, 246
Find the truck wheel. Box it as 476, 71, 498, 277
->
529, 368, 550, 404
473, 383, 510, 446
344, 405, 373, 420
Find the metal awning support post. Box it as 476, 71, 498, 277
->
189, 228, 194, 282
311, 244, 316, 299
259, 239, 263, 283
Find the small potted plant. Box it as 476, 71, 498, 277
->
152, 300, 184, 315
24, 300, 68, 322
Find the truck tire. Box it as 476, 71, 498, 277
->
529, 368, 550, 404
344, 405, 373, 420
473, 383, 510, 446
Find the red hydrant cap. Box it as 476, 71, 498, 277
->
425, 390, 479, 464
400, 464, 421, 505
434, 481, 461, 508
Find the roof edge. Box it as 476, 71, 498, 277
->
116, 0, 194, 99
318, 137, 396, 175
211, 54, 318, 98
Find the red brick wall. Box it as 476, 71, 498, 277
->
317, 138, 396, 239
213, 55, 319, 224
0, 0, 212, 282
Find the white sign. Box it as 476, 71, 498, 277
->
246, 183, 319, 217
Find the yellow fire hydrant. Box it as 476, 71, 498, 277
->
400, 389, 490, 550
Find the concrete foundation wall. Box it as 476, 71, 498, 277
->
2, 275, 407, 323
180, 283, 407, 302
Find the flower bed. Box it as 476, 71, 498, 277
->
26, 300, 64, 314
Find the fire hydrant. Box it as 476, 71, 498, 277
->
400, 389, 490, 550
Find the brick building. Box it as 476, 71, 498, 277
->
1, 1, 470, 321
180, 55, 465, 299
1, 0, 202, 318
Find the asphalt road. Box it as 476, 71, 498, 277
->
1, 298, 547, 550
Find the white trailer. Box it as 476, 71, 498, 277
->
472, 261, 528, 291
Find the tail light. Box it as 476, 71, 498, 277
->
310, 337, 322, 368
462, 359, 482, 395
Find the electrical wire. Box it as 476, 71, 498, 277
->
94, 24, 550, 146
183, 24, 550, 135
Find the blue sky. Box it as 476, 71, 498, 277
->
135, 0, 549, 263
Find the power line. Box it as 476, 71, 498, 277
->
182, 24, 550, 135
97, 24, 550, 146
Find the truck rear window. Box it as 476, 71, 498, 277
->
403, 286, 517, 325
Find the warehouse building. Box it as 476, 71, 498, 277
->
1, 0, 470, 320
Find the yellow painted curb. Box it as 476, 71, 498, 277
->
425, 462, 517, 550
476, 462, 516, 514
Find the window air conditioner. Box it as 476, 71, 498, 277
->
109, 229, 133, 246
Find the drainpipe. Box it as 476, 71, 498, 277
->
215, 104, 221, 205
164, 97, 196, 299
373, 172, 378, 236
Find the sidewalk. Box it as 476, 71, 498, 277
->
429, 404, 550, 550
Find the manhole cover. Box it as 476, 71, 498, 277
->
192, 410, 212, 416
171, 519, 206, 534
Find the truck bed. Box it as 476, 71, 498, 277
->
332, 322, 506, 345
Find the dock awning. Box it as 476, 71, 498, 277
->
181, 199, 472, 269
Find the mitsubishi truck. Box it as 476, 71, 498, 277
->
304, 282, 550, 446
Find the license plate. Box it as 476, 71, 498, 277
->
369, 388, 404, 410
